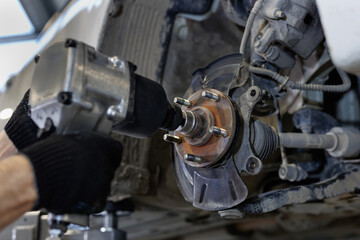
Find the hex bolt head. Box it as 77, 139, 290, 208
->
209, 126, 228, 137
107, 105, 122, 121
275, 10, 285, 19
279, 166, 287, 178
34, 55, 40, 63
184, 154, 202, 163
65, 39, 77, 48
278, 163, 308, 182
57, 92, 72, 105
250, 89, 257, 97
201, 91, 220, 102
163, 134, 182, 144
248, 86, 261, 101
174, 97, 192, 107
246, 157, 262, 175
108, 56, 125, 71
246, 160, 257, 172
250, 162, 256, 169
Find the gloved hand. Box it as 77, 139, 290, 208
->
4, 89, 53, 150
21, 132, 122, 214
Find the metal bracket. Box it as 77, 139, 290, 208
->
233, 86, 263, 175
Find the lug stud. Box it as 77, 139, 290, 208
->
184, 154, 202, 163
209, 126, 228, 137
201, 91, 220, 102
163, 134, 182, 144
174, 97, 192, 107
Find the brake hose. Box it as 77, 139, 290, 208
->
248, 66, 288, 84
239, 0, 264, 56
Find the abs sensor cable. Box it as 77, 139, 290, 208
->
249, 66, 351, 93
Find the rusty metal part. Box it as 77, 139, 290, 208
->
179, 110, 197, 135
174, 89, 236, 168
183, 106, 214, 146
171, 54, 253, 211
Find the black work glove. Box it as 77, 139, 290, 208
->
4, 89, 52, 150
21, 132, 122, 214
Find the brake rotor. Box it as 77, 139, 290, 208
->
168, 54, 249, 211
174, 89, 236, 168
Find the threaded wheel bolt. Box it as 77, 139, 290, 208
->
209, 126, 228, 137
201, 91, 220, 102
163, 134, 182, 144
184, 154, 202, 163
174, 97, 192, 107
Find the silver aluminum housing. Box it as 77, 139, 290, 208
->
30, 41, 131, 134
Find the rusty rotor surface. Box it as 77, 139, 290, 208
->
175, 89, 236, 168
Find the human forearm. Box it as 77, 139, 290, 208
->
0, 155, 37, 230
0, 131, 122, 230
0, 131, 17, 160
